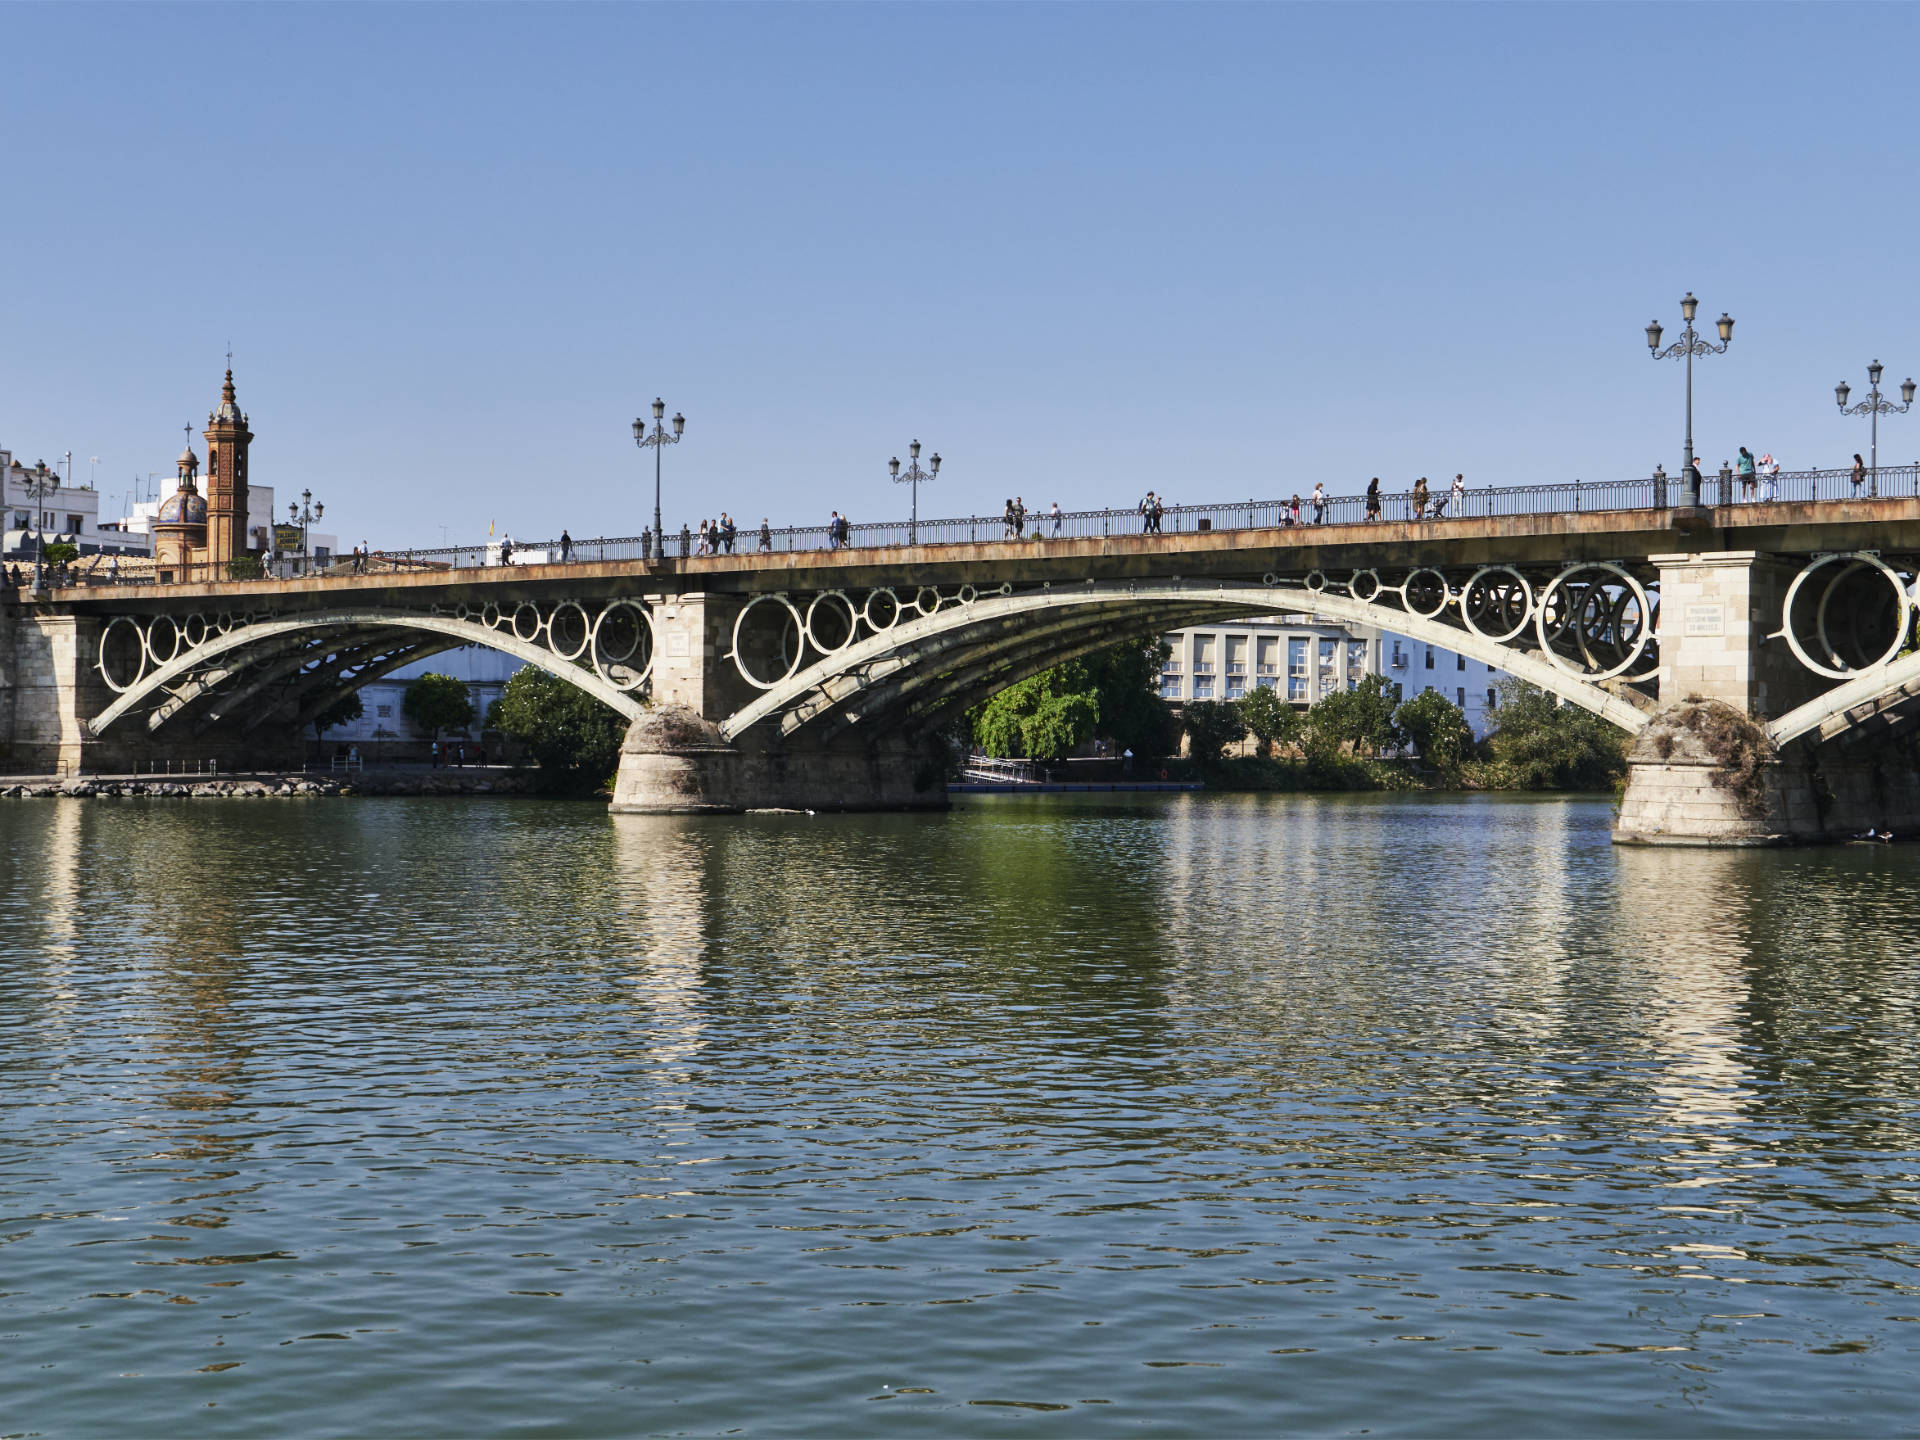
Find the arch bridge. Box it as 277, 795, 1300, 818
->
14, 495, 1920, 837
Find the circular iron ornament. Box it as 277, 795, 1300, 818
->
1304, 570, 1328, 593
804, 591, 860, 655
1533, 562, 1653, 681
1349, 568, 1382, 603
547, 601, 591, 661
510, 603, 543, 644
98, 616, 147, 693
1262, 572, 1281, 587
215, 611, 235, 635
1782, 552, 1911, 679
730, 594, 807, 690
145, 614, 183, 666
182, 614, 210, 649
481, 602, 502, 629
591, 599, 653, 691
1460, 566, 1534, 643
957, 584, 978, 606
862, 587, 902, 632
913, 585, 944, 616
454, 603, 471, 622
1403, 569, 1450, 619
996, 582, 1014, 596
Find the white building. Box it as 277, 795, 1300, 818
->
3, 449, 155, 562
313, 645, 521, 755
1159, 615, 1508, 738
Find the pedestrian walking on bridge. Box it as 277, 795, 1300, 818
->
1411, 476, 1430, 520
1365, 477, 1382, 521
1311, 482, 1326, 524
559, 529, 573, 562
758, 518, 772, 552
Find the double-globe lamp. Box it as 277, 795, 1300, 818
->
1646, 291, 1734, 506
632, 399, 686, 552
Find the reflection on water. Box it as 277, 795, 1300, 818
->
2, 792, 1918, 1435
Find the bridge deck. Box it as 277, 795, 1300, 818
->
36, 495, 1920, 610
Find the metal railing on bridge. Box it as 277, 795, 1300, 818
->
14, 461, 1920, 590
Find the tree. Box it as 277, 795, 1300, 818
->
1394, 689, 1472, 776
970, 663, 1099, 759
312, 690, 364, 742
488, 667, 628, 792
1182, 700, 1243, 766
1485, 677, 1629, 789
1306, 673, 1401, 755
402, 672, 474, 740
1237, 683, 1301, 758
41, 541, 78, 566
968, 634, 1174, 760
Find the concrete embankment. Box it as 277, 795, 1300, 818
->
0, 770, 539, 799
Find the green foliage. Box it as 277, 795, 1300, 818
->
41, 541, 78, 565
226, 554, 264, 580
488, 666, 628, 793
312, 690, 364, 739
1182, 700, 1243, 766
1481, 677, 1628, 790
402, 672, 475, 739
1237, 683, 1301, 758
972, 667, 1099, 759
969, 635, 1174, 760
1305, 673, 1402, 755
1394, 689, 1473, 775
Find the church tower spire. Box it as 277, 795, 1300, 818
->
202, 365, 253, 564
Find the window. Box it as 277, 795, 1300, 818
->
1486, 689, 1496, 711
1347, 640, 1368, 689
1456, 653, 1466, 670
1392, 682, 1404, 702
1225, 675, 1247, 700
1318, 638, 1338, 698
65, 514, 83, 534
1192, 677, 1215, 699
1457, 686, 1466, 706
1287, 637, 1308, 701
1160, 677, 1182, 700
11, 511, 27, 529
1425, 648, 1435, 669
1256, 635, 1278, 675
1224, 635, 1247, 675
1256, 675, 1277, 690
377, 704, 393, 718
1391, 641, 1404, 666
1193, 635, 1216, 674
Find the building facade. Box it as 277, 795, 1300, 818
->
3, 450, 155, 563
311, 645, 522, 757
1159, 615, 1509, 738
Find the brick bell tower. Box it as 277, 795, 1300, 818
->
202, 367, 253, 564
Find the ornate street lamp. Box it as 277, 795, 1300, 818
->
289, 488, 324, 574
22, 459, 59, 590
632, 398, 686, 558
1645, 291, 1735, 506
1835, 360, 1916, 497
888, 439, 941, 544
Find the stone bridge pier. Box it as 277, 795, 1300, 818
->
610, 593, 946, 814
1615, 552, 1920, 845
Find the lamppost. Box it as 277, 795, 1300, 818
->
632, 398, 685, 555
22, 459, 59, 590
888, 440, 941, 544
1835, 361, 1916, 497
1646, 292, 1735, 506
289, 489, 323, 574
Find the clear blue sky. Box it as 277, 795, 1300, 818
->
3, 3, 1916, 546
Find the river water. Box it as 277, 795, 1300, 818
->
2, 793, 1917, 1435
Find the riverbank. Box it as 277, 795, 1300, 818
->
0, 768, 539, 799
